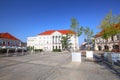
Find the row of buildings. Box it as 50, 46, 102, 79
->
0, 30, 79, 51
1, 26, 120, 52
27, 27, 120, 52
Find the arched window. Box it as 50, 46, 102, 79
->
98, 46, 102, 51
113, 45, 119, 49
8, 42, 10, 46
112, 45, 119, 52
3, 42, 5, 46
104, 45, 109, 49
0, 42, 2, 46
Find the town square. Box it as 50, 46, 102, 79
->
0, 0, 120, 80
0, 52, 119, 80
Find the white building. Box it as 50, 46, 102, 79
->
27, 30, 79, 51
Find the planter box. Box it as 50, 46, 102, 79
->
107, 52, 113, 63
72, 52, 81, 62
104, 52, 120, 64
86, 51, 93, 61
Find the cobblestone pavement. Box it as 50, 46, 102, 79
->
0, 52, 119, 80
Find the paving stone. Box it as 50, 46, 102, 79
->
0, 52, 119, 80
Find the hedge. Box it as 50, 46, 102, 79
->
34, 49, 43, 52
53, 49, 61, 52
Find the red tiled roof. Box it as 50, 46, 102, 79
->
38, 30, 75, 35
95, 30, 104, 38
38, 30, 55, 35
115, 23, 120, 29
0, 32, 20, 41
57, 30, 75, 34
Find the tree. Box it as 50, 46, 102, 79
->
100, 10, 120, 36
101, 29, 110, 41
98, 10, 120, 31
113, 14, 120, 24
70, 18, 83, 37
98, 10, 113, 29
101, 28, 111, 51
70, 18, 83, 51
108, 26, 120, 48
61, 34, 72, 51
98, 10, 120, 51
84, 27, 94, 50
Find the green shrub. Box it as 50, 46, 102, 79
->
53, 49, 61, 52
17, 49, 22, 52
9, 49, 15, 53
35, 49, 43, 52
104, 49, 110, 52
0, 49, 7, 53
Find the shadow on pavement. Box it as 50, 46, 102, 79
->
93, 55, 120, 78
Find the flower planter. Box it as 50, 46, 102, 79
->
104, 52, 120, 65
106, 52, 113, 64
72, 52, 81, 62
86, 51, 93, 61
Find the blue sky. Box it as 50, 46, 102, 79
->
0, 0, 120, 45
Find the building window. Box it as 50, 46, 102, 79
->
111, 36, 114, 41
11, 42, 12, 45
0, 42, 2, 46
8, 42, 10, 46
117, 35, 120, 40
104, 45, 109, 50
52, 36, 54, 43
59, 36, 61, 38
113, 45, 119, 49
98, 46, 102, 51
3, 42, 5, 46
59, 46, 60, 49
56, 46, 57, 49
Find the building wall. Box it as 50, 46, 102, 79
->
95, 34, 120, 51
0, 38, 20, 48
27, 31, 79, 51
51, 31, 62, 50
